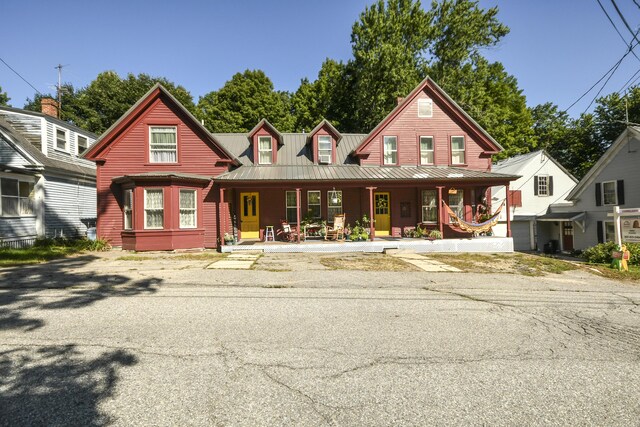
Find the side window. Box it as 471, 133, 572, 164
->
77, 135, 88, 154
149, 126, 177, 163
123, 189, 133, 230
55, 127, 68, 151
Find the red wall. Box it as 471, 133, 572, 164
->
360, 89, 492, 171
96, 96, 228, 248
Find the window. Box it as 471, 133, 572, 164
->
286, 191, 297, 223
149, 126, 177, 163
1, 178, 34, 217
55, 127, 68, 151
449, 189, 464, 220
123, 189, 133, 230
418, 99, 433, 118
77, 135, 88, 154
421, 190, 438, 223
327, 190, 343, 220
451, 136, 465, 164
144, 189, 164, 229
258, 136, 273, 164
538, 175, 549, 196
605, 221, 615, 242
317, 135, 332, 164
602, 181, 617, 205
383, 136, 397, 165
179, 189, 197, 228
307, 191, 321, 219
420, 136, 434, 165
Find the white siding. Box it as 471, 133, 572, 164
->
0, 217, 37, 240
44, 174, 96, 238
44, 121, 96, 169
0, 137, 30, 167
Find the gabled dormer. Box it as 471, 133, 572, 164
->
307, 119, 342, 165
248, 119, 283, 165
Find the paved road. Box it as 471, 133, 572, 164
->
1, 253, 639, 426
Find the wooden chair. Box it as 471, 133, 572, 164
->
277, 221, 297, 242
325, 214, 346, 241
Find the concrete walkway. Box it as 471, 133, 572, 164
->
207, 252, 260, 270
388, 250, 461, 272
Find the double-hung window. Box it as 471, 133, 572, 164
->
418, 99, 433, 118
1, 178, 34, 217
449, 190, 464, 220
317, 136, 332, 164
144, 189, 164, 229
179, 189, 197, 228
602, 181, 617, 205
327, 190, 343, 221
451, 136, 465, 165
307, 191, 321, 219
420, 136, 434, 165
123, 189, 133, 230
56, 127, 68, 151
537, 175, 549, 197
77, 135, 88, 154
421, 190, 438, 223
383, 136, 397, 165
604, 221, 615, 242
150, 126, 177, 163
286, 191, 297, 223
258, 136, 273, 164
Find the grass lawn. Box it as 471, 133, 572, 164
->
320, 253, 422, 272
0, 238, 110, 267
582, 264, 640, 282
115, 252, 226, 262
428, 252, 578, 276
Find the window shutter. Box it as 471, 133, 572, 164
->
548, 176, 554, 196
533, 176, 539, 195
617, 180, 625, 205
595, 182, 601, 206
597, 221, 603, 244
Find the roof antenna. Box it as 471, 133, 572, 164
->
55, 63, 66, 119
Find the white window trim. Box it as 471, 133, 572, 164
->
123, 189, 133, 230
54, 126, 69, 152
383, 136, 398, 165
317, 135, 332, 164
450, 135, 465, 165
327, 190, 343, 222
0, 177, 35, 218
258, 136, 273, 165
419, 136, 434, 165
76, 134, 88, 156
537, 175, 550, 197
144, 188, 164, 230
602, 180, 618, 206
179, 189, 197, 229
418, 98, 433, 118
421, 190, 437, 223
149, 126, 178, 164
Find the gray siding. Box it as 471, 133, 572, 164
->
0, 216, 37, 240
511, 221, 532, 251
45, 121, 96, 169
44, 174, 96, 238
0, 137, 30, 167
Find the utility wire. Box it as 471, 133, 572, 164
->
618, 67, 640, 93
0, 56, 42, 95
610, 0, 640, 43
582, 55, 626, 113
596, 0, 640, 62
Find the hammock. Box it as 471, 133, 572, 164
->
443, 201, 504, 234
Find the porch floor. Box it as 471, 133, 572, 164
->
221, 236, 513, 253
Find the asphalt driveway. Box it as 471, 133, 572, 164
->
1, 252, 639, 426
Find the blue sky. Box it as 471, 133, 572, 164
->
2, 0, 640, 119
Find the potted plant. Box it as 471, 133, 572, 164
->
223, 233, 234, 245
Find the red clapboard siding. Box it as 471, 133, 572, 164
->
96, 98, 228, 247
360, 90, 490, 170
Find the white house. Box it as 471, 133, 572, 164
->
492, 150, 577, 251
0, 101, 97, 247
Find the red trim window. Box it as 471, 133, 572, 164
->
149, 126, 177, 163
383, 136, 398, 165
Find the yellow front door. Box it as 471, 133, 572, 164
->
374, 192, 390, 236
240, 192, 260, 239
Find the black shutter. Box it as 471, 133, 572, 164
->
548, 176, 554, 196
597, 221, 604, 244
595, 182, 602, 206
617, 180, 625, 205
533, 176, 539, 195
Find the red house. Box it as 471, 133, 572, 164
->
84, 77, 517, 251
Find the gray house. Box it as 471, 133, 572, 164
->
546, 126, 640, 250
0, 102, 97, 247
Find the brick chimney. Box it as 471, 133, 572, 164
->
41, 98, 59, 118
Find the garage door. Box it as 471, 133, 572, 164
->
511, 221, 532, 251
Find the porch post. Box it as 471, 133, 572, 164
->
219, 187, 225, 246
505, 183, 512, 238
437, 186, 444, 236
366, 187, 376, 240
296, 188, 301, 243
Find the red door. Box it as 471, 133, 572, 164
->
562, 222, 574, 251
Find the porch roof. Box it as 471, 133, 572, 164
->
215, 165, 518, 183
537, 212, 585, 222
112, 172, 212, 184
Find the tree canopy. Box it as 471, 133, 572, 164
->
0, 85, 9, 106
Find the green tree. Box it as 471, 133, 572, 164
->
0, 85, 9, 106
197, 70, 294, 133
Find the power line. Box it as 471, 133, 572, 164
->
0, 56, 42, 96
618, 67, 640, 93
609, 0, 640, 44
596, 0, 640, 62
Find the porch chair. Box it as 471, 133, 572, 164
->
325, 214, 346, 241
277, 221, 298, 242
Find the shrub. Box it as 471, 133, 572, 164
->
428, 229, 442, 240
581, 241, 639, 265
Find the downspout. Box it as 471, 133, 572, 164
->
218, 186, 225, 247
296, 188, 301, 243
505, 183, 512, 238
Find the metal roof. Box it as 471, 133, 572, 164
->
537, 212, 586, 222
215, 165, 518, 182
112, 172, 211, 183
0, 105, 98, 139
